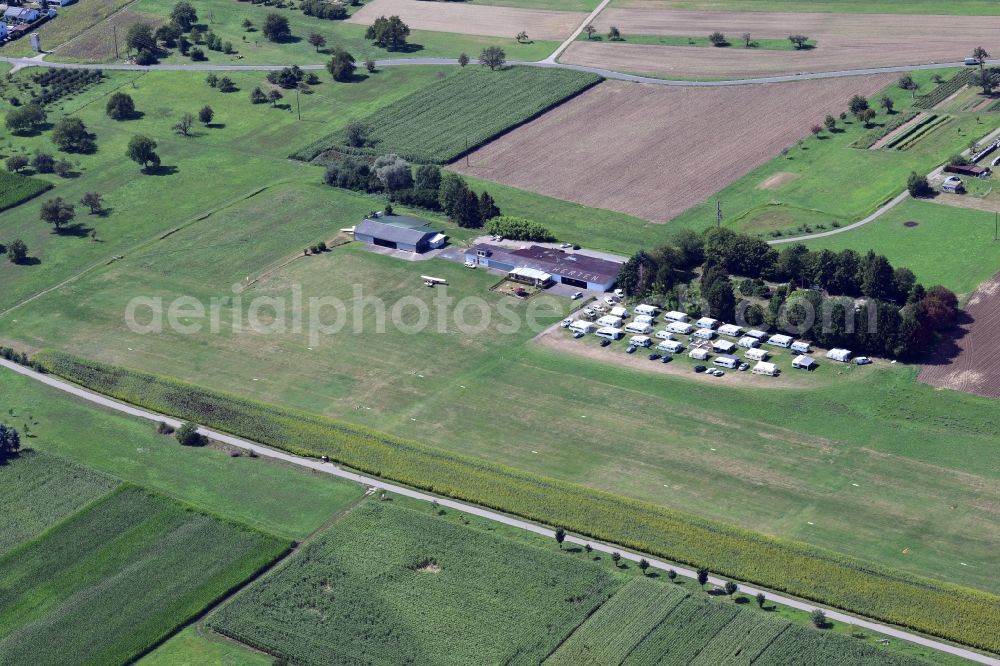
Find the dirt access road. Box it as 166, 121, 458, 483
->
450, 74, 895, 222
563, 9, 1000, 78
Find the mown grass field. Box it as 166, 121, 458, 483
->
0, 171, 52, 213
804, 198, 1000, 296
548, 577, 931, 666
0, 66, 455, 314
0, 485, 287, 666
67, 0, 558, 64
0, 449, 118, 556
33, 351, 1000, 653
0, 369, 364, 540
211, 500, 617, 665
295, 66, 601, 163
139, 626, 271, 666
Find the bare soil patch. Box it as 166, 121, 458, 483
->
451, 75, 894, 222
566, 9, 1000, 77
347, 0, 585, 40
55, 9, 165, 61
920, 272, 1000, 399
759, 172, 798, 190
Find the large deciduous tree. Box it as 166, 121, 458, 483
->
365, 15, 410, 50
126, 134, 160, 171
51, 116, 95, 153
40, 197, 76, 232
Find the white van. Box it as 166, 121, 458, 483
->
667, 321, 693, 335
624, 322, 653, 335
629, 335, 652, 348
595, 326, 623, 341
713, 354, 739, 369
658, 340, 683, 354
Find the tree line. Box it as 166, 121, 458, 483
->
617, 227, 959, 359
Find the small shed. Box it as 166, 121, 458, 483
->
792, 354, 816, 370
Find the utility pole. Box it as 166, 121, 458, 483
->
716, 200, 723, 227
295, 87, 301, 120
465, 137, 469, 167
113, 24, 119, 60
995, 211, 998, 241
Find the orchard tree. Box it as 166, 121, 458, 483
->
249, 86, 268, 104
5, 104, 46, 134
175, 421, 203, 446
709, 31, 727, 46
554, 527, 565, 549
697, 568, 709, 586
327, 47, 356, 82
608, 26, 621, 41
155, 23, 181, 48
824, 114, 836, 131
479, 46, 506, 70
106, 92, 136, 120
583, 24, 596, 40
40, 197, 76, 232
848, 95, 869, 118
898, 73, 919, 98
6, 239, 28, 264
52, 117, 95, 153
268, 89, 283, 106
639, 559, 650, 575
788, 33, 809, 49
366, 15, 410, 50
0, 423, 21, 461
858, 107, 877, 127
972, 46, 990, 69
810, 609, 827, 628
742, 32, 752, 47
880, 95, 894, 113
6, 154, 29, 173
975, 67, 998, 95
262, 13, 291, 42
458, 52, 469, 67
344, 120, 369, 147
611, 552, 622, 567
756, 592, 766, 608
126, 22, 157, 53
80, 192, 104, 214
308, 32, 326, 52
218, 76, 237, 92
724, 581, 738, 596
31, 152, 55, 174
515, 30, 528, 43
170, 1, 198, 31
199, 105, 214, 125
173, 112, 195, 136
126, 134, 160, 171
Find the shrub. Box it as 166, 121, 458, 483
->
175, 421, 204, 446
484, 216, 554, 242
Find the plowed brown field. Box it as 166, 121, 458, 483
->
346, 0, 585, 40
563, 9, 1000, 78
449, 75, 895, 222
920, 273, 1000, 399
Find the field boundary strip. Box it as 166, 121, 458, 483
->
12, 351, 1000, 660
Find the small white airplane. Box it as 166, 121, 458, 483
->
422, 275, 447, 287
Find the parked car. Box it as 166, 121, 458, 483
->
583, 307, 596, 317
600, 339, 611, 347
712, 369, 726, 377
626, 345, 636, 354
571, 291, 583, 300
613, 288, 625, 297
660, 355, 672, 363
573, 331, 585, 339
464, 260, 476, 268
573, 244, 581, 250
738, 363, 749, 371
560, 318, 573, 328
561, 242, 572, 248
693, 365, 707, 373
855, 356, 872, 365
648, 353, 661, 361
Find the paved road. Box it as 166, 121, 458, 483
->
2, 358, 997, 665
769, 191, 910, 245
543, 0, 611, 64
4, 53, 1000, 87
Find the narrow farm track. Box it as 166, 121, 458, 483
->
3, 358, 999, 666
3, 54, 1000, 87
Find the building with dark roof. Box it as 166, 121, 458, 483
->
464, 243, 622, 292
353, 216, 446, 253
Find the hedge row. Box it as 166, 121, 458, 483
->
34, 350, 1000, 655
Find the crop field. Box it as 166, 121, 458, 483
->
611, 0, 1000, 14
563, 9, 1000, 79
549, 577, 931, 665
919, 273, 1000, 398
803, 199, 1000, 295
139, 626, 271, 666
32, 351, 1000, 653
0, 0, 135, 57
0, 369, 364, 540
53, 9, 167, 61
450, 75, 894, 221
0, 486, 287, 666
0, 66, 455, 314
0, 171, 52, 213
295, 66, 601, 164
0, 449, 118, 556
211, 500, 616, 664
347, 0, 584, 41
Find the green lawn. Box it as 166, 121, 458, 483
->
61, 0, 558, 64
210, 500, 618, 665
0, 66, 454, 314
0, 369, 364, 540
0, 486, 287, 666
610, 0, 1000, 14
0, 449, 118, 556
804, 198, 1000, 295
577, 33, 814, 50
139, 627, 271, 666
